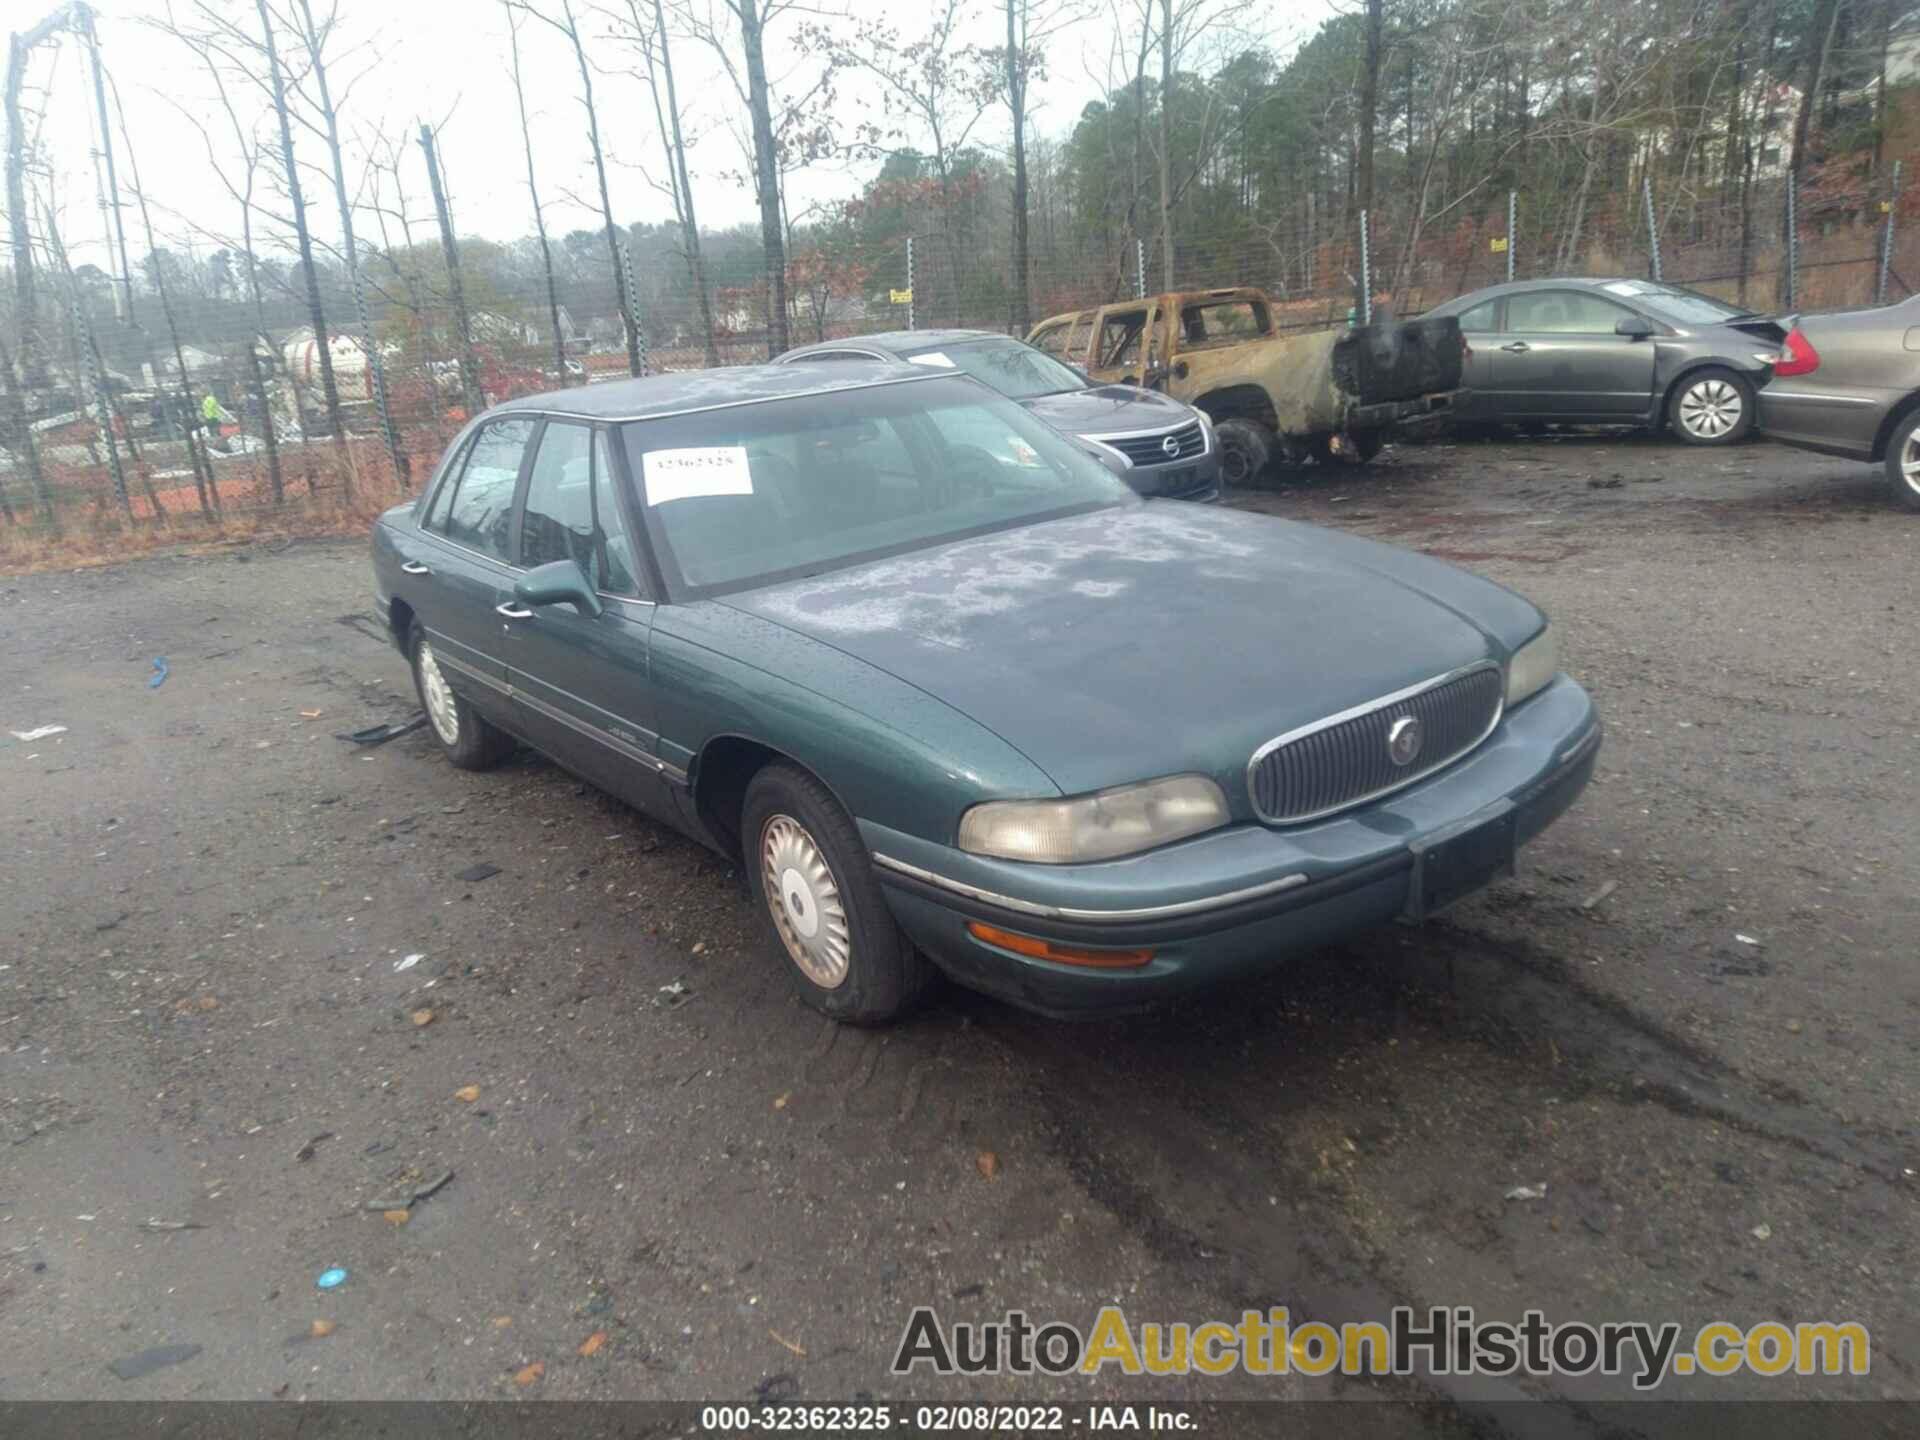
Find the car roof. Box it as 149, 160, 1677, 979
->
1439, 277, 1659, 307
782, 329, 1005, 358
490, 360, 932, 421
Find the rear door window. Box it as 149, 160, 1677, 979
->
1099, 309, 1149, 368
1457, 300, 1498, 333
1175, 299, 1270, 348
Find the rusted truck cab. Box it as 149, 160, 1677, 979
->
1028, 288, 1465, 485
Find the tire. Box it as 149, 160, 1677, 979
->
409, 622, 514, 771
1881, 409, 1920, 513
741, 763, 934, 1024
1212, 418, 1272, 487
1668, 366, 1755, 446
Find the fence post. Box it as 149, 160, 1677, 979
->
906, 236, 916, 331
1784, 176, 1799, 311
1877, 160, 1902, 305
349, 255, 404, 485
1136, 237, 1145, 299
1358, 210, 1372, 325
1506, 190, 1516, 281
616, 236, 648, 377
1643, 175, 1662, 283
418, 124, 484, 418
69, 292, 131, 520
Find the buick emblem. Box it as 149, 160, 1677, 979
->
1386, 715, 1423, 767
1161, 433, 1181, 459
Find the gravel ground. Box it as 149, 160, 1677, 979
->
2, 429, 1916, 1432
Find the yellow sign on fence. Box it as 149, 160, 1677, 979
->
1490, 236, 1509, 253
890, 287, 914, 304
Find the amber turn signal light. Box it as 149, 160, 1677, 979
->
966, 922, 1153, 969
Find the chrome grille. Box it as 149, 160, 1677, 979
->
1101, 420, 1205, 467
1248, 663, 1504, 824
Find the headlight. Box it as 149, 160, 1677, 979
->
958, 774, 1230, 864
1195, 409, 1216, 450
1506, 624, 1558, 706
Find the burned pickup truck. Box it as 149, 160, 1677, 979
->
1028, 287, 1464, 485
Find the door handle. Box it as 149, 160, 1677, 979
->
1501, 341, 1531, 353
400, 560, 432, 575
495, 602, 534, 619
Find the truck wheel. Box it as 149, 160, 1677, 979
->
1213, 419, 1272, 487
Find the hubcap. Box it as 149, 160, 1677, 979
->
1679, 379, 1742, 439
1219, 439, 1251, 486
1902, 433, 1920, 497
417, 640, 459, 746
760, 814, 851, 989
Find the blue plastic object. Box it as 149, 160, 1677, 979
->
148, 657, 169, 689
316, 1267, 347, 1290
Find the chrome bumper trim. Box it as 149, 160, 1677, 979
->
871, 852, 1308, 924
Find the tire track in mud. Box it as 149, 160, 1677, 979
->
957, 914, 1915, 1436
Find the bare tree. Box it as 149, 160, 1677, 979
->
514, 0, 643, 375
740, 0, 791, 354
504, 2, 569, 376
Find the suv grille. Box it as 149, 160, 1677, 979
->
1101, 420, 1205, 467
1248, 664, 1504, 824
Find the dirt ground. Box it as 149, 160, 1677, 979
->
2, 428, 1917, 1432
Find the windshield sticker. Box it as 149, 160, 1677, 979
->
907, 352, 955, 368
643, 446, 755, 505
1603, 282, 1645, 296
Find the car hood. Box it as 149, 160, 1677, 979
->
1022, 384, 1194, 436
723, 504, 1540, 801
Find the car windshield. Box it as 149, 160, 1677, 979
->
896, 338, 1085, 399
1597, 280, 1752, 326
620, 375, 1134, 598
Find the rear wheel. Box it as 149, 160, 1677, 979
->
1668, 367, 1755, 445
409, 622, 514, 771
741, 763, 934, 1024
1212, 418, 1272, 487
1882, 409, 1920, 512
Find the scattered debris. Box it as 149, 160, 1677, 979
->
299, 709, 324, 720
337, 714, 429, 747
756, 1374, 800, 1404
394, 953, 424, 973
316, 1267, 348, 1290
109, 1343, 202, 1381
691, 941, 707, 955
1580, 879, 1618, 910
492, 1316, 512, 1329
310, 1319, 336, 1339
1785, 1019, 1804, 1034
137, 1219, 205, 1233
410, 1009, 436, 1028
770, 1328, 807, 1357
976, 1151, 1001, 1181
1735, 933, 1761, 947
366, 1169, 455, 1213
148, 657, 170, 689
9, 725, 67, 742
455, 862, 502, 884
951, 1282, 986, 1300
1751, 1222, 1773, 1241
513, 1361, 545, 1387
578, 1331, 608, 1358
1504, 1183, 1548, 1201
772, 1092, 790, 1111
654, 979, 694, 1010
454, 1085, 481, 1103
95, 912, 129, 933
382, 1209, 411, 1227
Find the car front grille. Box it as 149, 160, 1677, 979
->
1248, 663, 1504, 824
1101, 420, 1205, 467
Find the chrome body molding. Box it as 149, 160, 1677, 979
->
869, 852, 1309, 924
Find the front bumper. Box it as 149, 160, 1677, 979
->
1127, 448, 1222, 502
864, 674, 1598, 1017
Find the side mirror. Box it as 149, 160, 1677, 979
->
515, 558, 602, 617
1615, 314, 1656, 339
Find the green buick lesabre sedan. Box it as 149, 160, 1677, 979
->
372, 362, 1600, 1022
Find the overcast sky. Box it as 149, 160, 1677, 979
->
22, 0, 1333, 276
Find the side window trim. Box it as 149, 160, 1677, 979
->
588, 425, 649, 601
598, 423, 665, 602
419, 428, 479, 533
505, 416, 546, 569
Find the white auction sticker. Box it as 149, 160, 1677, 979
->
642, 447, 755, 506
907, 352, 955, 368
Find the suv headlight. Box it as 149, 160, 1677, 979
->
1506, 624, 1558, 706
1195, 409, 1216, 451
958, 775, 1230, 863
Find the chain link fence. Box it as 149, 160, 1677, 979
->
3, 166, 1914, 551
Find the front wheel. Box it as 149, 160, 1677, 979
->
1881, 409, 1920, 512
1668, 367, 1755, 445
741, 763, 934, 1023
409, 623, 514, 771
1211, 418, 1272, 487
